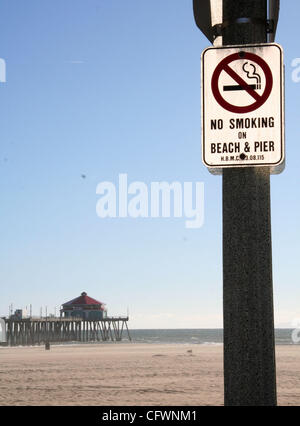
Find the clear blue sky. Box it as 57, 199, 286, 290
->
0, 1, 299, 328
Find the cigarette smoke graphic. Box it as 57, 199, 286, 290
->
242, 62, 262, 89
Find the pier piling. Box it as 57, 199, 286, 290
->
4, 317, 131, 346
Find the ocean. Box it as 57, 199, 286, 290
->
121, 329, 297, 345
0, 328, 297, 347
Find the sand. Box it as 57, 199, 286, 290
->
0, 343, 299, 406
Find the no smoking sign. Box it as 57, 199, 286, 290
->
201, 43, 284, 173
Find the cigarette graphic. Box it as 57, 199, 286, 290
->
223, 84, 259, 91
223, 62, 262, 92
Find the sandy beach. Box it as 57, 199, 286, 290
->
0, 343, 299, 406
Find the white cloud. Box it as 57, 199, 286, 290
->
65, 60, 85, 64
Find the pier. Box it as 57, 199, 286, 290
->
2, 316, 131, 346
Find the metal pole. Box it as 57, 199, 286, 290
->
222, 0, 277, 406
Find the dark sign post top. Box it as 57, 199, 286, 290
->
193, 0, 214, 43
269, 0, 280, 42
193, 0, 280, 43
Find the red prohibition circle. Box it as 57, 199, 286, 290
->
211, 52, 273, 114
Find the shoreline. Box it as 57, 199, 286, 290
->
0, 339, 297, 349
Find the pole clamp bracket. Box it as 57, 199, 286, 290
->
212, 18, 275, 40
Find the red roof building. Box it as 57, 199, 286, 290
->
60, 292, 107, 320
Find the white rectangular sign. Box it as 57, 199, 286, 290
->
201, 43, 284, 173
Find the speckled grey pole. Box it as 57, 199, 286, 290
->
222, 0, 277, 406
